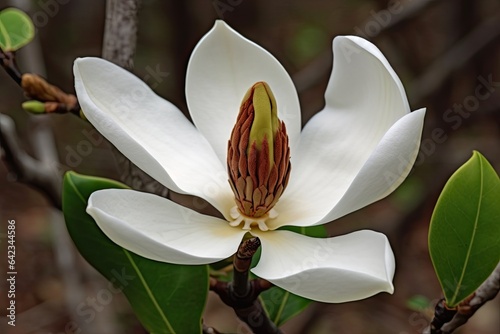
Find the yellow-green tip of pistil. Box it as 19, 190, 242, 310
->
247, 82, 279, 168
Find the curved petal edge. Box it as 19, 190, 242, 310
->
319, 107, 427, 224
74, 57, 235, 216
186, 20, 301, 164
87, 189, 246, 265
273, 108, 426, 229
251, 229, 395, 303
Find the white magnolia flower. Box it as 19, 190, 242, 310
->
73, 21, 425, 303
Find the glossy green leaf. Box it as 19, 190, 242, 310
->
258, 225, 327, 326
0, 8, 34, 51
63, 172, 208, 333
429, 151, 500, 307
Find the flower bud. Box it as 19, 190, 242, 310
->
22, 100, 45, 114
227, 82, 291, 220
21, 73, 77, 107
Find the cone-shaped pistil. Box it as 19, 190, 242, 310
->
227, 82, 291, 223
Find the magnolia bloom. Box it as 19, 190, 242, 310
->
74, 21, 425, 303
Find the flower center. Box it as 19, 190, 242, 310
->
229, 206, 278, 231
226, 81, 291, 230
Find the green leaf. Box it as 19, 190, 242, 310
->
406, 295, 432, 312
429, 151, 500, 307
63, 172, 208, 333
258, 225, 327, 326
0, 8, 35, 51
280, 225, 328, 238
259, 287, 311, 327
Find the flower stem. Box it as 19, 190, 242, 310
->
429, 299, 457, 333
209, 237, 283, 334
232, 237, 261, 298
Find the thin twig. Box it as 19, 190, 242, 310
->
0, 41, 64, 209
424, 262, 500, 334
0, 114, 61, 208
3, 1, 109, 331
21, 73, 80, 115
1, 47, 80, 117
0, 49, 22, 84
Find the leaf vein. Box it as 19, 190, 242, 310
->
450, 158, 484, 305
124, 250, 175, 334
274, 291, 289, 324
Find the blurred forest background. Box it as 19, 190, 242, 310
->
1, 0, 499, 333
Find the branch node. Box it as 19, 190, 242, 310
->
210, 237, 283, 333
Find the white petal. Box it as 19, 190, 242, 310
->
326, 36, 410, 114
251, 230, 395, 303
317, 108, 426, 223
74, 57, 234, 216
87, 189, 246, 265
272, 108, 425, 229
271, 36, 424, 229
186, 21, 301, 165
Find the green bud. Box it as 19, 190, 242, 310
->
22, 100, 45, 114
